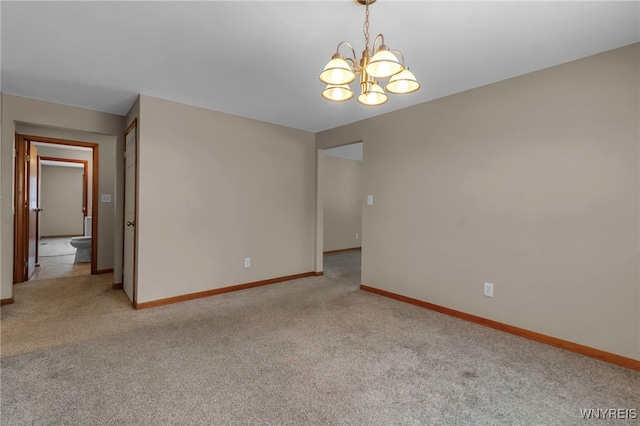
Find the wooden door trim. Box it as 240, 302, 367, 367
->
39, 157, 90, 221
14, 135, 100, 279
123, 118, 138, 304
26, 143, 39, 279
13, 135, 27, 282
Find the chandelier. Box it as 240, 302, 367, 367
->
319, 0, 420, 106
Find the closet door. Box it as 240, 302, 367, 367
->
123, 120, 138, 304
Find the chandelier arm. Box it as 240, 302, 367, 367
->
344, 57, 361, 72
390, 49, 405, 66
372, 34, 385, 52
336, 41, 358, 63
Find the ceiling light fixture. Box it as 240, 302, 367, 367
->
319, 0, 420, 106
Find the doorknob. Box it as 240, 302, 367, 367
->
127, 221, 135, 227
33, 207, 44, 212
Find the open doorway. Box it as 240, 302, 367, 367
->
318, 142, 363, 282
13, 135, 99, 283
32, 155, 90, 281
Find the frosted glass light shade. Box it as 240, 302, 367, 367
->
385, 69, 420, 94
366, 49, 402, 78
319, 58, 356, 85
322, 84, 354, 102
357, 82, 388, 106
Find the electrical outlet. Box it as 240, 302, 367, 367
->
355, 233, 359, 239
244, 258, 251, 268
484, 282, 494, 298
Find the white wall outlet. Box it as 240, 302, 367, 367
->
244, 258, 251, 268
484, 282, 494, 297
355, 233, 359, 240
367, 195, 374, 206
100, 194, 112, 203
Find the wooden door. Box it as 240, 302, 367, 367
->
37, 156, 42, 263
123, 120, 138, 303
13, 135, 27, 283
26, 143, 39, 279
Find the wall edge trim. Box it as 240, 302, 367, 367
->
323, 247, 362, 254
0, 298, 15, 306
360, 284, 640, 371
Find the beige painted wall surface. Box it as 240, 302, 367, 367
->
40, 166, 84, 236
317, 43, 640, 360
323, 154, 362, 252
0, 93, 3, 292
35, 144, 93, 212
136, 95, 316, 303
1, 95, 124, 298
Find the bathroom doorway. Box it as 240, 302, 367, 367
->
13, 135, 99, 283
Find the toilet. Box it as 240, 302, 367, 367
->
70, 216, 92, 263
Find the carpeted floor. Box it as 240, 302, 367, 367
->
1, 251, 638, 425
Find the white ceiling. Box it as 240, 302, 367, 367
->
324, 142, 363, 161
40, 160, 84, 169
2, 1, 638, 133
32, 141, 92, 152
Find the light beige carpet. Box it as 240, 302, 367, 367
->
1, 251, 638, 425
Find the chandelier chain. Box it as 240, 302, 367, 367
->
364, 0, 370, 53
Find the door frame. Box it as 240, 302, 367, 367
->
13, 135, 99, 282
315, 141, 365, 274
13, 135, 28, 282
14, 136, 40, 280
123, 118, 138, 304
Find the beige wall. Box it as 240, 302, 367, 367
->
1, 95, 124, 298
317, 44, 640, 360
34, 143, 93, 213
40, 166, 84, 236
0, 93, 3, 293
322, 154, 362, 252
136, 95, 316, 303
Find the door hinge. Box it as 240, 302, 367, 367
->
25, 153, 30, 162
24, 259, 28, 268
123, 151, 127, 159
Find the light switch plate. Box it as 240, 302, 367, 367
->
367, 195, 374, 206
101, 194, 112, 203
